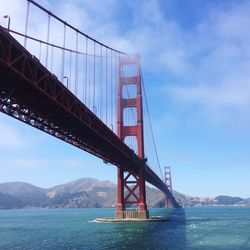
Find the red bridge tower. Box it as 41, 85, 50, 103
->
116, 55, 149, 219
165, 166, 173, 208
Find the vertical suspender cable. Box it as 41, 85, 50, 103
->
93, 42, 96, 113
24, 1, 30, 48
61, 24, 66, 82
110, 50, 113, 130
118, 53, 121, 135
88, 47, 91, 109
39, 42, 42, 60
75, 31, 79, 96
45, 14, 50, 68
82, 52, 84, 102
85, 37, 88, 104
50, 46, 53, 73
69, 51, 72, 90
106, 48, 108, 125
100, 46, 103, 120
114, 52, 117, 134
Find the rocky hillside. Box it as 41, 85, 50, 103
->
0, 178, 249, 209
46, 178, 117, 208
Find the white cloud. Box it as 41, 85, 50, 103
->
169, 78, 250, 109
163, 2, 250, 125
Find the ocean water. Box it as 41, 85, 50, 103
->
0, 207, 250, 249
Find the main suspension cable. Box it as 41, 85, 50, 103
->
141, 75, 164, 181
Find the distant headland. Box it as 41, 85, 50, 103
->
0, 178, 249, 209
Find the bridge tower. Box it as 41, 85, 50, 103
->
164, 166, 173, 208
116, 55, 149, 219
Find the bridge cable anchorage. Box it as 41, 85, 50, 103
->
141, 75, 164, 181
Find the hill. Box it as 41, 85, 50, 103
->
0, 182, 48, 206
0, 178, 249, 209
214, 195, 244, 205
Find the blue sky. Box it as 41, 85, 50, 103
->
0, 0, 250, 198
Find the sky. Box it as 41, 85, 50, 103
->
0, 0, 250, 198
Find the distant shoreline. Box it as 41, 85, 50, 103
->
0, 178, 249, 209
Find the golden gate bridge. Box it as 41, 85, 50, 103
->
0, 0, 180, 220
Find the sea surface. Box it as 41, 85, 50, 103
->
0, 206, 250, 249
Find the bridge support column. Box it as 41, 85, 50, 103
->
115, 167, 124, 219
115, 55, 149, 220
115, 167, 149, 220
